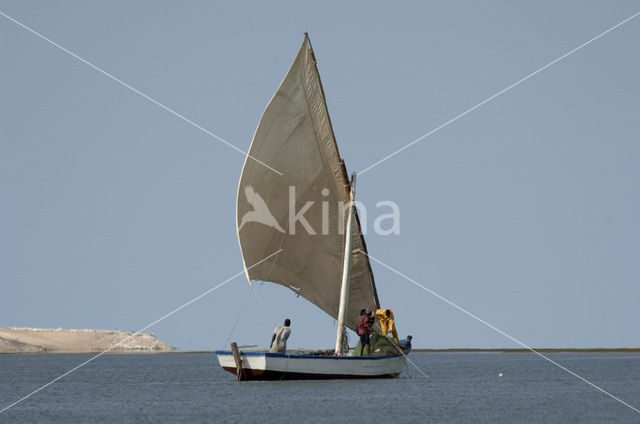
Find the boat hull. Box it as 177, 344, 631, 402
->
216, 351, 405, 380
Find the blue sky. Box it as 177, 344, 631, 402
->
1, 1, 638, 350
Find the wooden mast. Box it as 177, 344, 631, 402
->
335, 172, 356, 355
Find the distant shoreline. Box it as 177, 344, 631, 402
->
411, 347, 640, 353
2, 347, 639, 355
173, 347, 640, 354
0, 327, 173, 354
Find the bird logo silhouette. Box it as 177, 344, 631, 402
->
238, 186, 285, 233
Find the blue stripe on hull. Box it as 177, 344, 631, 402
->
215, 350, 402, 360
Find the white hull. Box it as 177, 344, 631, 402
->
216, 351, 405, 380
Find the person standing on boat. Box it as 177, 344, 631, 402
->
376, 308, 399, 343
357, 308, 374, 356
398, 335, 413, 353
269, 319, 291, 353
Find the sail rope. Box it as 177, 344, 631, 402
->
223, 282, 278, 350
387, 336, 429, 379
371, 322, 429, 379
223, 287, 254, 349
248, 280, 276, 327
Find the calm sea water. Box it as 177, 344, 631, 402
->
1, 352, 639, 423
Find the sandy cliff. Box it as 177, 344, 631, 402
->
0, 327, 173, 353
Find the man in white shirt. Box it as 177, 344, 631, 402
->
269, 319, 291, 353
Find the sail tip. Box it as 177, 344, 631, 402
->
303, 32, 312, 50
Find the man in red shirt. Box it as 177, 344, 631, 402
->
357, 308, 374, 356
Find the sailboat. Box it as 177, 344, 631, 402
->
216, 34, 407, 380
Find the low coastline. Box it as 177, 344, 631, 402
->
0, 327, 173, 354
412, 347, 640, 353
2, 326, 636, 355
167, 347, 640, 354
4, 348, 638, 355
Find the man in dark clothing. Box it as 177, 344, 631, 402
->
357, 308, 374, 356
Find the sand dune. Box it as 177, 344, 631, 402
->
0, 327, 173, 353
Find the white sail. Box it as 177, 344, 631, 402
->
236, 35, 379, 331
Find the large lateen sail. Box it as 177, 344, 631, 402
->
236, 35, 379, 331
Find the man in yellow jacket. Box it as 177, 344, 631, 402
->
375, 308, 398, 342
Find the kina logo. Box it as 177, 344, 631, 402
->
238, 186, 285, 233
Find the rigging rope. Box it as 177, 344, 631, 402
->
389, 337, 429, 379
223, 280, 278, 349
372, 322, 429, 379
248, 280, 276, 327
223, 287, 254, 349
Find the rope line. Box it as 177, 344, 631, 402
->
372, 325, 428, 379
360, 249, 640, 415
248, 281, 276, 327
0, 10, 283, 176
223, 287, 254, 349
0, 249, 283, 414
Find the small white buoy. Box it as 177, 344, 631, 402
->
498, 373, 503, 377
